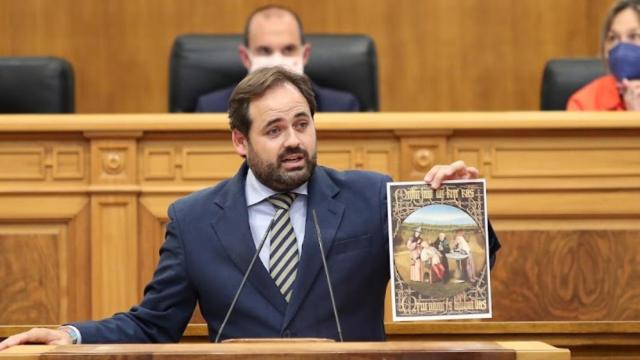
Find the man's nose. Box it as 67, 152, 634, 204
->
283, 127, 302, 147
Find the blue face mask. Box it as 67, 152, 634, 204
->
608, 42, 640, 81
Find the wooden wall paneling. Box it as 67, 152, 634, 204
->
0, 135, 89, 191
88, 135, 139, 187
318, 135, 400, 179
65, 202, 92, 322
139, 135, 243, 191
398, 133, 450, 181
87, 133, 141, 318
0, 0, 615, 113
90, 195, 139, 319
448, 131, 640, 190
0, 225, 66, 324
0, 196, 90, 325
490, 230, 640, 321
488, 189, 640, 220
181, 145, 241, 181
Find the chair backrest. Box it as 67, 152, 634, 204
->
0, 57, 74, 113
540, 58, 607, 110
169, 34, 379, 112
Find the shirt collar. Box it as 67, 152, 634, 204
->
246, 168, 308, 207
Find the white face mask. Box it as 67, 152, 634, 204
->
249, 53, 304, 74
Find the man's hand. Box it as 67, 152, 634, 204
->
424, 160, 479, 189
0, 328, 72, 351
621, 79, 640, 111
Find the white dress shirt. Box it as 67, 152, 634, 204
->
245, 169, 308, 270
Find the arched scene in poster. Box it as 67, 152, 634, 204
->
387, 179, 492, 321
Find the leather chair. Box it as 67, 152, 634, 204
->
540, 58, 607, 110
0, 57, 74, 113
169, 34, 378, 112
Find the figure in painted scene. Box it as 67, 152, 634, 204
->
432, 232, 451, 282
406, 226, 424, 281
420, 242, 445, 283
453, 229, 476, 282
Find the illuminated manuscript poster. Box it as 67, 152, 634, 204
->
387, 180, 492, 321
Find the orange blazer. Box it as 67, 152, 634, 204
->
566, 75, 625, 111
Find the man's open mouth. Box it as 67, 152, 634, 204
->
280, 152, 306, 169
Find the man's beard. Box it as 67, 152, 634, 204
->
247, 145, 317, 192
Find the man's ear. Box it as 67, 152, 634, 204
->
238, 45, 251, 71
302, 43, 311, 65
231, 129, 249, 157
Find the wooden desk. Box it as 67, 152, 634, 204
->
0, 112, 639, 359
0, 341, 569, 360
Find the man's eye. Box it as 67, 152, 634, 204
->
296, 121, 309, 130
282, 46, 298, 55
256, 48, 272, 55
266, 127, 281, 136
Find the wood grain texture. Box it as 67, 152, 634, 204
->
0, 0, 614, 112
0, 231, 60, 324
0, 195, 90, 325
490, 230, 640, 321
65, 202, 91, 322
0, 341, 570, 360
90, 196, 139, 319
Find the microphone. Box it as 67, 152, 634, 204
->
312, 210, 344, 342
215, 218, 274, 343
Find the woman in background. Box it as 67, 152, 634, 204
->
567, 0, 640, 111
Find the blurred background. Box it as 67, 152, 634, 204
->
0, 0, 614, 113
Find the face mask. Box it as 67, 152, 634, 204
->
249, 53, 304, 75
608, 42, 640, 81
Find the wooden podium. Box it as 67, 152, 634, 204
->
0, 341, 569, 359
1, 113, 638, 358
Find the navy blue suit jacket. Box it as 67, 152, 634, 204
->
71, 164, 500, 342
72, 163, 391, 342
195, 83, 360, 112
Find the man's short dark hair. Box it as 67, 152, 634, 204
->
228, 66, 317, 136
601, 0, 640, 55
243, 5, 306, 46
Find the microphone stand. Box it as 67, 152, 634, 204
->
215, 218, 274, 343
312, 210, 344, 342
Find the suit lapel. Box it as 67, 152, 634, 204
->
210, 163, 287, 314
282, 167, 344, 330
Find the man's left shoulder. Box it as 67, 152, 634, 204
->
312, 83, 360, 112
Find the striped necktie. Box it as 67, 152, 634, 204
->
267, 193, 299, 302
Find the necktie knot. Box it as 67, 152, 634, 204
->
268, 193, 296, 210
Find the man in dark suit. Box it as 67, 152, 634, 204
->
0, 67, 499, 347
195, 5, 360, 113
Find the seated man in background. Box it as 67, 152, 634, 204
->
567, 0, 640, 111
196, 5, 360, 112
